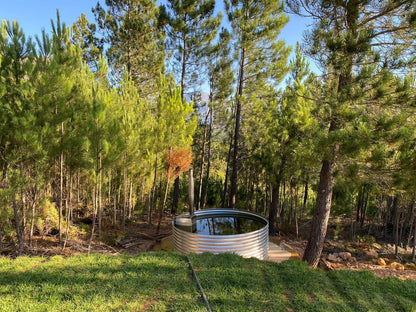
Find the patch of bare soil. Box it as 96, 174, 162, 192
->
275, 215, 416, 280
279, 236, 416, 280
0, 213, 174, 258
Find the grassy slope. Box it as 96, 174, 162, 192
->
190, 253, 416, 312
0, 252, 415, 312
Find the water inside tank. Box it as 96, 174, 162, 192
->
183, 216, 264, 235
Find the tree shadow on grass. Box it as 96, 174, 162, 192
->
0, 252, 206, 311
188, 254, 416, 312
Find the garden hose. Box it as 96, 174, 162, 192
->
186, 255, 212, 312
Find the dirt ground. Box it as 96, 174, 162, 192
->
0, 213, 174, 258
280, 237, 416, 280
2, 213, 416, 280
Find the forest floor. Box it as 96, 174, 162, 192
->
0, 213, 174, 258
1, 213, 416, 281
279, 237, 416, 280
277, 215, 416, 281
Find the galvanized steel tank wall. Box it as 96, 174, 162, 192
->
173, 209, 269, 260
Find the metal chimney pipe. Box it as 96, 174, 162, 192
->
188, 167, 194, 215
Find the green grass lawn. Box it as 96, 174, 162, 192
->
0, 252, 415, 312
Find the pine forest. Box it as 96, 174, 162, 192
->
1, 0, 416, 269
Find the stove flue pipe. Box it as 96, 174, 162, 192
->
188, 167, 194, 215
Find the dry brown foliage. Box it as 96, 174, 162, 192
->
163, 147, 193, 180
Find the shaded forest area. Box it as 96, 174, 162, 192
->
1, 0, 416, 267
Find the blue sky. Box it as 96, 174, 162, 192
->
1, 0, 310, 47
1, 0, 315, 79
0, 0, 98, 38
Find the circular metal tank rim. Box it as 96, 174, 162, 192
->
173, 208, 269, 260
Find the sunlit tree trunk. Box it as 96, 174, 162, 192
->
203, 107, 213, 210
222, 129, 233, 208
303, 135, 339, 267
122, 153, 127, 231
63, 173, 72, 249
13, 194, 24, 250
149, 153, 158, 224
29, 185, 38, 248
229, 46, 245, 208
59, 142, 64, 245
197, 112, 209, 210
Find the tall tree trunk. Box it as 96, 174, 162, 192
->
350, 195, 356, 239
280, 182, 286, 227
88, 186, 97, 254
384, 196, 392, 240
13, 194, 24, 250
303, 123, 339, 267
172, 177, 180, 214
141, 181, 145, 203
128, 179, 133, 218
368, 195, 382, 236
401, 201, 413, 250
269, 180, 280, 236
58, 120, 64, 245
113, 185, 117, 225
407, 199, 415, 250
157, 177, 170, 234
108, 170, 112, 208
289, 184, 294, 225
63, 172, 72, 250
59, 150, 64, 245
98, 158, 102, 238
197, 112, 209, 210
356, 185, 363, 222
222, 129, 233, 208
29, 185, 38, 248
394, 196, 400, 256
122, 153, 127, 232
20, 167, 27, 245
149, 153, 158, 224
360, 186, 369, 228
303, 1, 356, 267
302, 179, 309, 221
255, 180, 260, 214
295, 186, 299, 238
77, 170, 80, 204
172, 34, 187, 214
229, 47, 245, 208
203, 107, 213, 210
247, 169, 254, 211
269, 155, 285, 236
118, 180, 122, 220
180, 33, 187, 106
263, 184, 268, 217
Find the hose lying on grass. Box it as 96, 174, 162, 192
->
186, 255, 212, 312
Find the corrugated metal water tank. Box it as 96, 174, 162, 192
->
173, 209, 269, 260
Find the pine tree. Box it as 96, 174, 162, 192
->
93, 0, 165, 96
225, 0, 290, 208
34, 12, 88, 245
83, 56, 124, 247
287, 0, 416, 267
71, 13, 103, 71
202, 28, 235, 210
153, 74, 196, 227
248, 44, 317, 234
115, 70, 148, 229
0, 20, 38, 249
159, 0, 221, 212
